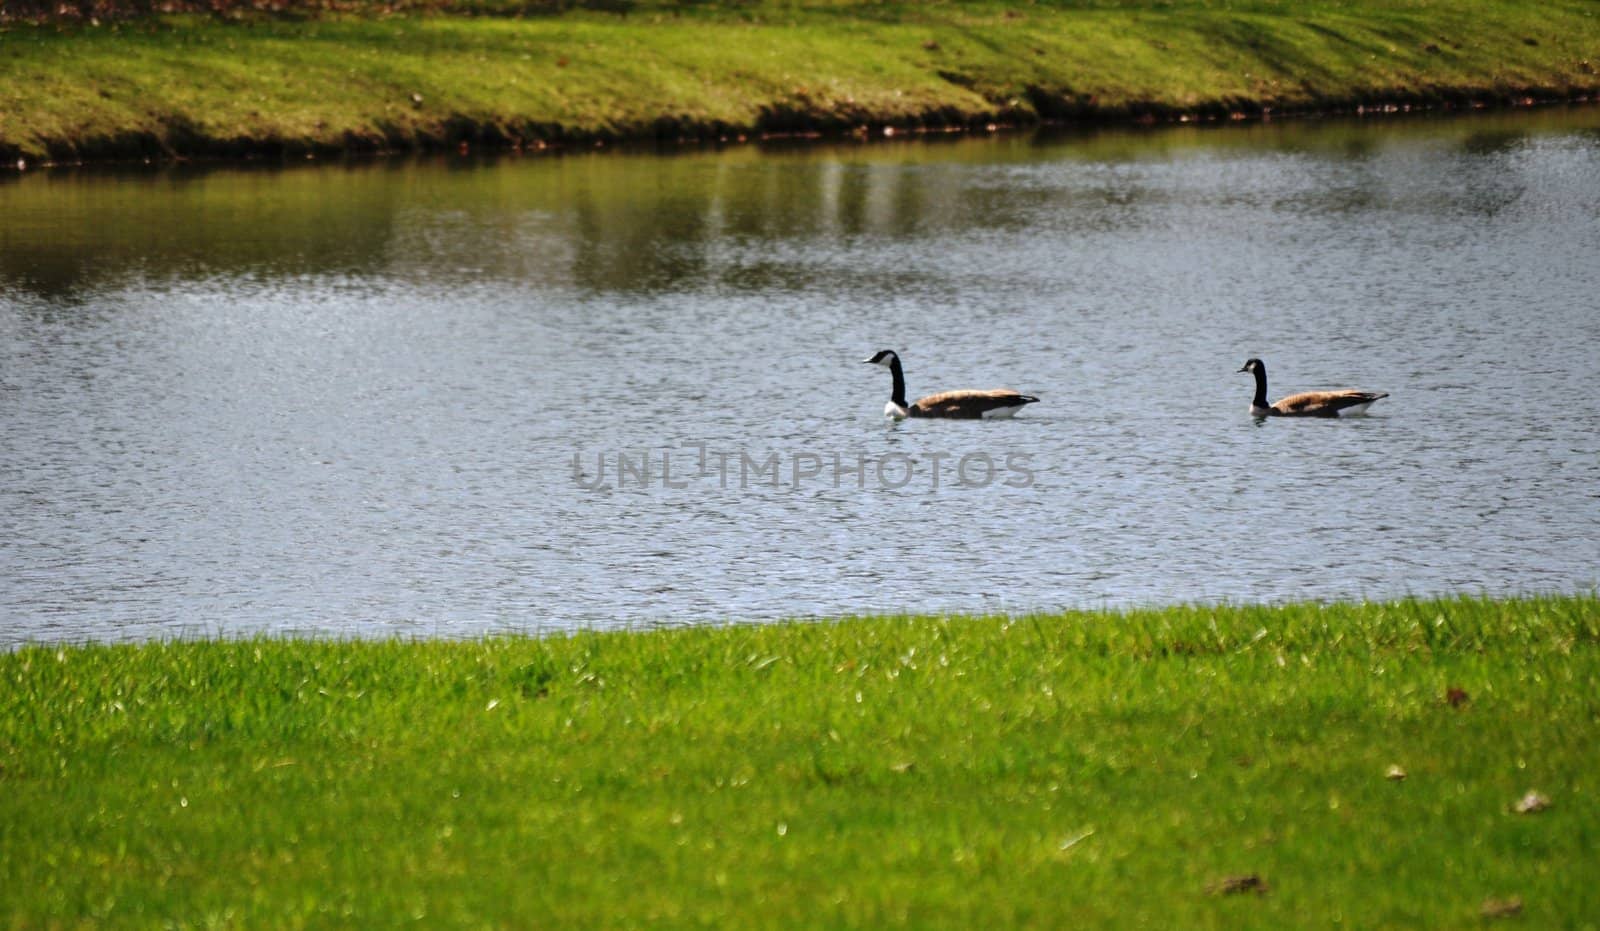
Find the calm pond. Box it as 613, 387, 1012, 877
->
3, 108, 1599, 645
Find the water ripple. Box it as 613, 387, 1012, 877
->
4, 111, 1600, 645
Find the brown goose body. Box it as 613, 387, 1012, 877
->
1262, 388, 1390, 417
1238, 358, 1388, 418
910, 388, 1039, 419
864, 350, 1039, 420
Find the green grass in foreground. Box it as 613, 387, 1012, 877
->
2, 0, 1599, 162
2, 596, 1598, 927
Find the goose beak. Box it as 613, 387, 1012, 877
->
1236, 364, 1250, 373
861, 358, 876, 364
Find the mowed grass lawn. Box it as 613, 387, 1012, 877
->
3, 0, 1600, 161
2, 595, 1597, 927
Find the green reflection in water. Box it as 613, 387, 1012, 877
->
2, 105, 1597, 300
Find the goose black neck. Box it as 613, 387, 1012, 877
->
1250, 365, 1269, 409
888, 356, 908, 409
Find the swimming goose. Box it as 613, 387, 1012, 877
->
863, 350, 1039, 419
1237, 358, 1389, 418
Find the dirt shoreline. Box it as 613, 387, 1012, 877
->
7, 87, 1595, 172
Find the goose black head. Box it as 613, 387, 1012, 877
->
863, 350, 900, 367
1237, 358, 1264, 374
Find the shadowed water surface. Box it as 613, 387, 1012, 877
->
3, 109, 1599, 645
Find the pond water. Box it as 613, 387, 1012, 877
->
3, 108, 1599, 646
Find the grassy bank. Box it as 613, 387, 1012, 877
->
2, 596, 1598, 927
2, 0, 1599, 164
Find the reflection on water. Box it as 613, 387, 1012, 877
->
6, 107, 1596, 301
3, 107, 1599, 645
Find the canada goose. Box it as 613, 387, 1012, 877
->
862, 350, 1039, 419
1237, 358, 1389, 418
